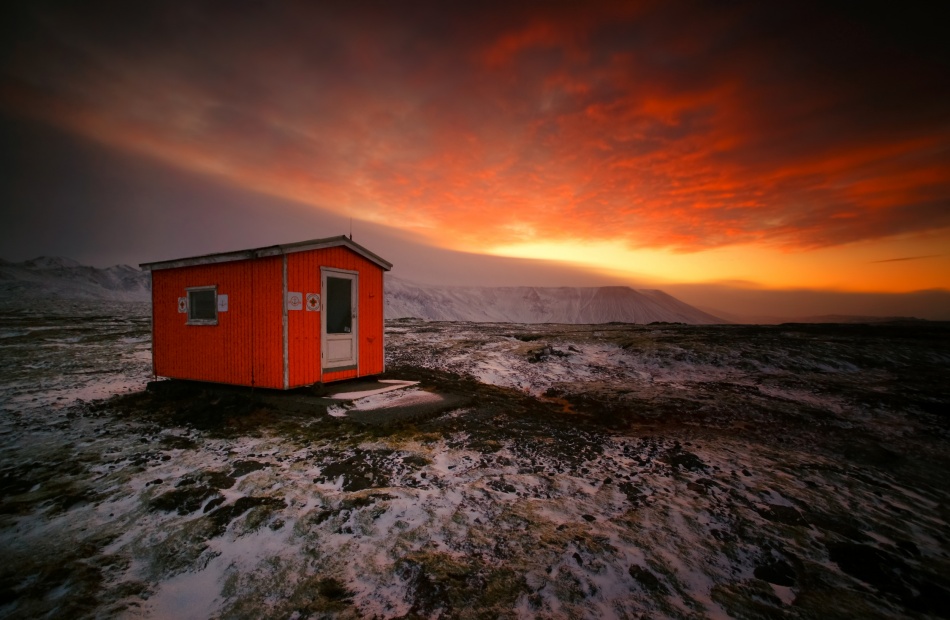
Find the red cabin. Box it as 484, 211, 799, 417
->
140, 236, 392, 389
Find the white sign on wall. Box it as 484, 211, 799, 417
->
306, 293, 320, 312
287, 292, 303, 311
177, 297, 187, 313
217, 294, 228, 312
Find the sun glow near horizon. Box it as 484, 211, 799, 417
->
488, 235, 950, 293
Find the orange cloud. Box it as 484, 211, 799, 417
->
2, 1, 948, 283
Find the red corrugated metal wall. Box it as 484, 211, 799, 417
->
151, 257, 283, 388
251, 258, 284, 388
288, 247, 385, 386
287, 250, 320, 387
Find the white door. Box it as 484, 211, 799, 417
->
321, 268, 358, 370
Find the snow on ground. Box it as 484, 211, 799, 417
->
1, 308, 949, 618
385, 322, 838, 408
327, 387, 442, 419
0, 300, 151, 413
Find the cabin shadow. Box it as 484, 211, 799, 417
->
99, 373, 476, 438
95, 379, 332, 436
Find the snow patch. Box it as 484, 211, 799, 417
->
329, 380, 419, 400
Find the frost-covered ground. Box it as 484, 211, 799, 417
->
2, 306, 950, 619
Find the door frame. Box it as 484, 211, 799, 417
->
320, 267, 359, 375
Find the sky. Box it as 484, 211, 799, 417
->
2, 1, 949, 319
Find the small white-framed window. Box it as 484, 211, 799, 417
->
186, 286, 218, 325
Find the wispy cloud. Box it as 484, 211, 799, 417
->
871, 254, 943, 264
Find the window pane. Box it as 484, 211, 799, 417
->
189, 289, 217, 321
326, 277, 352, 334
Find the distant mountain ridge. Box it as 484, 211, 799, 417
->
0, 257, 725, 324
385, 276, 725, 324
0, 256, 150, 302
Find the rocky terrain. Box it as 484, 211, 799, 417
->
0, 302, 949, 618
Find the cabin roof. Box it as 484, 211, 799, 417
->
139, 235, 392, 271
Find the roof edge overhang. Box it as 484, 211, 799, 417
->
139, 235, 393, 272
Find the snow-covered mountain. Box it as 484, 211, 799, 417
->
385, 276, 724, 324
0, 257, 150, 302
0, 258, 722, 323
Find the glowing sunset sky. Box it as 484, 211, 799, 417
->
2, 1, 949, 318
